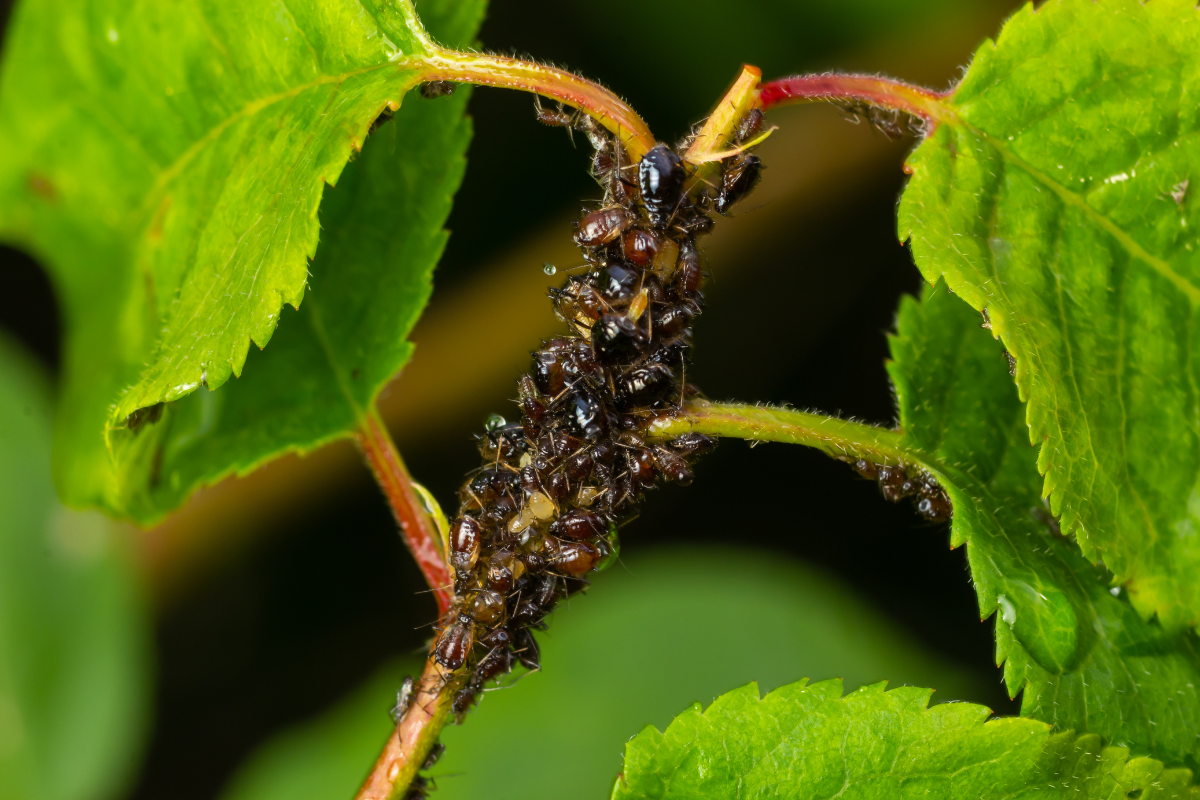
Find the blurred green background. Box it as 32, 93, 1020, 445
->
0, 0, 1025, 797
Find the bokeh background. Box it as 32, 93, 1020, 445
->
0, 0, 1030, 797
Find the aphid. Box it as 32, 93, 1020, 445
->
575, 207, 632, 247
638, 144, 686, 228
565, 390, 606, 441
673, 240, 704, 296
514, 627, 541, 671
434, 620, 474, 670
449, 516, 481, 572
622, 229, 660, 266
592, 313, 644, 363
471, 590, 506, 623
616, 364, 674, 408
715, 154, 761, 215
419, 81, 457, 99
547, 539, 600, 576
917, 492, 952, 523
389, 676, 414, 724
423, 742, 446, 770
125, 402, 164, 431
733, 108, 765, 143
550, 509, 604, 540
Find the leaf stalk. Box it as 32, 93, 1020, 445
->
414, 49, 657, 161
648, 400, 907, 465
759, 73, 952, 125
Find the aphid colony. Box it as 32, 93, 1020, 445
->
849, 459, 951, 522
428, 106, 766, 722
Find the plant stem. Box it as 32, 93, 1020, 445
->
648, 400, 908, 465
414, 49, 657, 162
355, 656, 462, 800
356, 409, 454, 616
759, 73, 953, 124
683, 65, 763, 165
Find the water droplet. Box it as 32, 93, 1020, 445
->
997, 594, 1017, 625
543, 263, 557, 275
484, 413, 506, 432
1110, 586, 1122, 596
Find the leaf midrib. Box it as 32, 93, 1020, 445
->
947, 114, 1200, 304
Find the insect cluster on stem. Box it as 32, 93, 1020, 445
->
849, 459, 952, 522
421, 100, 769, 728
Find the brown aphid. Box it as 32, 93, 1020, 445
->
673, 240, 703, 296
449, 516, 481, 572
452, 684, 479, 720
434, 620, 473, 670
572, 279, 608, 320
547, 538, 600, 576
423, 742, 446, 770
550, 508, 604, 540
852, 459, 879, 480
669, 433, 715, 454
917, 491, 952, 523
565, 450, 594, 481
575, 207, 632, 247
546, 472, 569, 503
715, 154, 761, 215
629, 448, 657, 486
733, 107, 765, 142
532, 349, 566, 396
471, 590, 506, 623
419, 81, 457, 99
513, 627, 541, 671
654, 448, 694, 485
622, 229, 660, 266
876, 465, 911, 502
487, 559, 514, 593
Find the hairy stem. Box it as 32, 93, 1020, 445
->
759, 73, 953, 124
684, 65, 763, 165
414, 49, 657, 161
355, 656, 462, 800
356, 409, 454, 616
648, 400, 907, 465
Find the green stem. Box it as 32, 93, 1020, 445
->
647, 401, 908, 465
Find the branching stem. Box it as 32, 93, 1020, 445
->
648, 400, 907, 465
759, 73, 953, 125
356, 409, 454, 616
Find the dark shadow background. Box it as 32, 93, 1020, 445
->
0, 1, 1024, 798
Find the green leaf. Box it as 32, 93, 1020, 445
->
108, 77, 474, 520
898, 0, 1200, 629
0, 334, 151, 800
612, 678, 1199, 800
0, 0, 481, 519
219, 547, 984, 800
889, 286, 1200, 771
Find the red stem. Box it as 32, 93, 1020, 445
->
356, 411, 454, 616
760, 73, 952, 123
